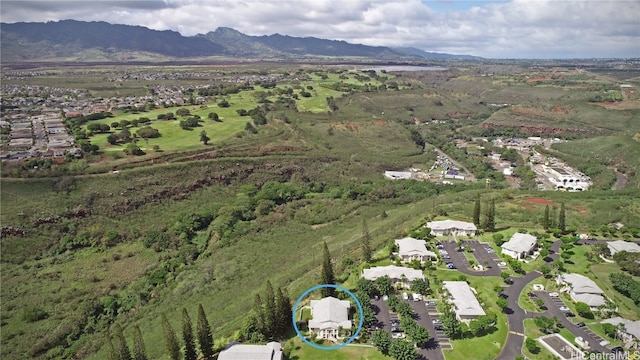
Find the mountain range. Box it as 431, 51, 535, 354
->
0, 20, 480, 62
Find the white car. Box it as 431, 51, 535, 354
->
559, 306, 569, 311
413, 293, 422, 301
403, 292, 409, 300
391, 332, 406, 339
549, 292, 559, 297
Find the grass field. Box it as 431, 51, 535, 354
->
287, 337, 389, 360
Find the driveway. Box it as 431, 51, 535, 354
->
371, 298, 391, 333
535, 291, 611, 353
405, 299, 445, 360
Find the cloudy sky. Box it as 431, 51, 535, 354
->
1, 0, 639, 58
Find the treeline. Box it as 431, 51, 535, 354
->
609, 273, 640, 305
197, 83, 254, 96
105, 304, 215, 360
240, 281, 292, 342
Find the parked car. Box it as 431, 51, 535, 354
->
499, 293, 508, 299
576, 322, 586, 328
611, 346, 624, 354
549, 292, 559, 297
559, 306, 569, 311
505, 278, 514, 285
432, 319, 441, 324
565, 311, 575, 317
446, 263, 457, 269
391, 332, 405, 339
434, 324, 443, 331
426, 301, 436, 306
498, 261, 507, 267
402, 292, 409, 300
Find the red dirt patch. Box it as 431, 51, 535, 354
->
505, 201, 536, 210
571, 206, 589, 215
524, 197, 556, 206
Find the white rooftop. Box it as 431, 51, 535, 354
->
362, 265, 425, 282
218, 342, 283, 360
501, 233, 537, 253
427, 220, 477, 231
558, 273, 604, 295
442, 281, 486, 317
601, 317, 640, 340
384, 171, 413, 180
395, 237, 436, 257
607, 240, 640, 255
309, 297, 351, 331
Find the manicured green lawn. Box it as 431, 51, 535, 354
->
287, 337, 390, 360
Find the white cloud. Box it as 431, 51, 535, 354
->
1, 0, 638, 58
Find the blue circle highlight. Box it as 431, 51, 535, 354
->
292, 284, 364, 351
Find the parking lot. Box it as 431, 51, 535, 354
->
535, 291, 611, 353
371, 297, 449, 359
440, 240, 502, 276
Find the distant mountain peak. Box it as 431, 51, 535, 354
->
1, 20, 480, 62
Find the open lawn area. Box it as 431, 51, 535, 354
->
287, 337, 389, 360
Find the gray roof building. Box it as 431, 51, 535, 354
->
557, 273, 606, 308
218, 342, 283, 360
442, 281, 486, 321
501, 233, 537, 260
607, 240, 640, 255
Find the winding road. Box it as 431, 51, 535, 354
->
495, 240, 560, 360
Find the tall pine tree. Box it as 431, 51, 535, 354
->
274, 287, 292, 338
543, 204, 550, 230
113, 324, 132, 360
162, 314, 181, 360
320, 242, 336, 297
483, 199, 495, 232
264, 281, 277, 339
182, 308, 197, 360
253, 293, 265, 335
132, 325, 147, 360
196, 304, 214, 360
551, 206, 557, 229
473, 194, 481, 227
362, 219, 372, 263
559, 202, 566, 233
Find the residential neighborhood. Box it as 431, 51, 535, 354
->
291, 215, 640, 360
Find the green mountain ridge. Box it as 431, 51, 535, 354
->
0, 20, 480, 62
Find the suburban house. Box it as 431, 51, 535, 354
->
557, 273, 607, 309
308, 297, 352, 340
361, 265, 426, 289
218, 342, 283, 360
501, 233, 538, 260
442, 281, 486, 322
601, 317, 640, 346
607, 240, 640, 256
395, 237, 437, 263
426, 220, 477, 237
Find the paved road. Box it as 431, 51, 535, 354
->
611, 170, 627, 190
496, 270, 544, 360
